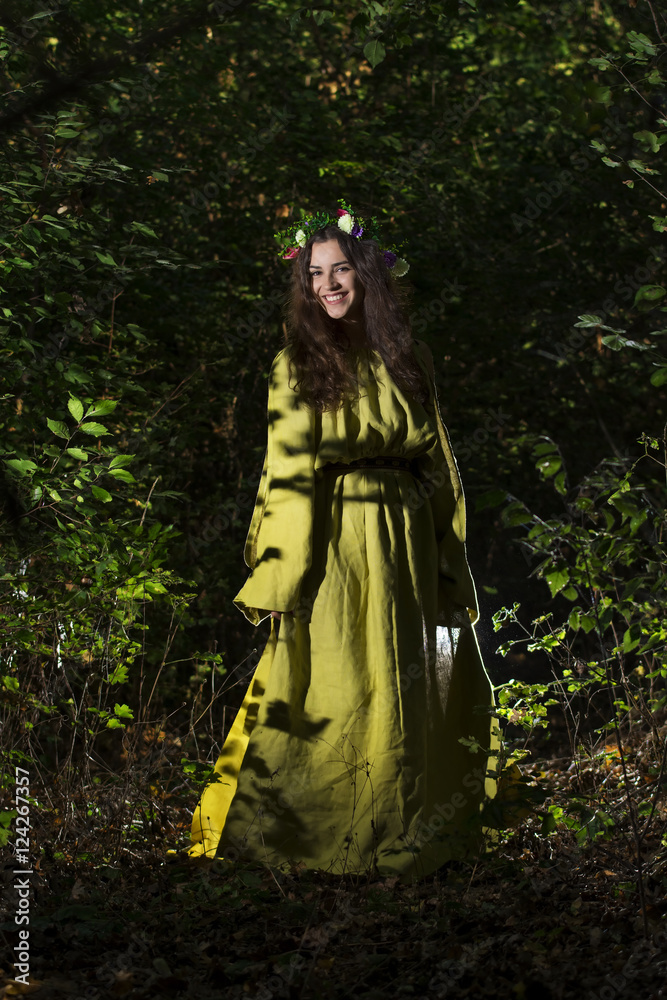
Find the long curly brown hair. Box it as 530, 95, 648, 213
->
284, 225, 429, 413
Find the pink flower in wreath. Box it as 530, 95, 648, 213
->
283, 247, 300, 259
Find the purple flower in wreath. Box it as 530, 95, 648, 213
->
351, 221, 364, 238
383, 250, 397, 268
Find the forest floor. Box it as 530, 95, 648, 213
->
2, 714, 667, 1000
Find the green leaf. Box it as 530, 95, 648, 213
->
108, 468, 135, 483
502, 501, 534, 527
634, 284, 665, 309
68, 397, 84, 422
574, 314, 604, 329
129, 221, 158, 238
85, 400, 117, 418
66, 448, 88, 461
91, 486, 112, 502
46, 417, 69, 439
533, 442, 558, 456
622, 627, 641, 653
5, 459, 38, 475
109, 665, 129, 685
541, 810, 558, 835
109, 455, 135, 469
544, 566, 570, 598
601, 333, 651, 350
554, 471, 567, 495
626, 30, 657, 58
95, 251, 117, 267
536, 456, 562, 478
633, 130, 660, 154
476, 489, 507, 511
114, 703, 134, 718
364, 39, 386, 68
630, 510, 648, 536
650, 367, 667, 387
627, 159, 658, 175
79, 422, 111, 436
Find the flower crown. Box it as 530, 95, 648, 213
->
274, 200, 409, 277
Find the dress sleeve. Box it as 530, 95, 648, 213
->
413, 340, 479, 625
233, 349, 317, 626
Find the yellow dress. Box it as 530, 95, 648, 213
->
188, 340, 498, 877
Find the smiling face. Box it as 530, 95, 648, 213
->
309, 239, 365, 328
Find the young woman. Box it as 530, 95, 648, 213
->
188, 203, 498, 878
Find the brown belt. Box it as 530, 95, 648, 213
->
318, 455, 421, 480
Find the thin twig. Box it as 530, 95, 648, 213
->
139, 476, 159, 528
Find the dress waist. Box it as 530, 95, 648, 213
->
318, 455, 422, 480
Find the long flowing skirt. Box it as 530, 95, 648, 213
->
189, 468, 497, 878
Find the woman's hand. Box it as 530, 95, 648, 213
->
270, 610, 294, 620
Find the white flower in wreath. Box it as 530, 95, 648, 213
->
337, 213, 354, 235
295, 229, 308, 248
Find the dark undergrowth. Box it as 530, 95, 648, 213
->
2, 702, 667, 1000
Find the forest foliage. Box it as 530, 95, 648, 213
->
0, 0, 665, 908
